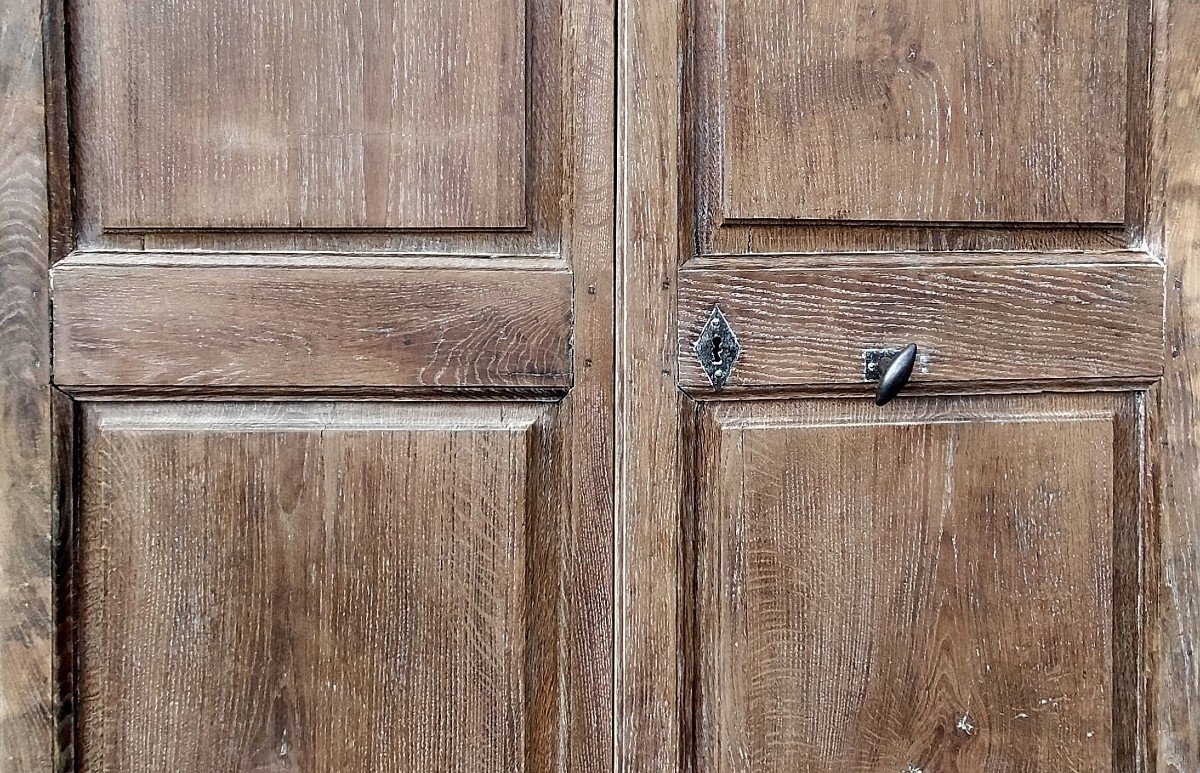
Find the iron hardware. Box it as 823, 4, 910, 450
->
693, 306, 741, 390
864, 343, 918, 406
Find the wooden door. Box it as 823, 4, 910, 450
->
5, 0, 1200, 770
616, 0, 1200, 771
1, 0, 613, 769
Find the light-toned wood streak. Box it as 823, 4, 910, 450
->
78, 0, 527, 230
1148, 0, 1200, 766
51, 260, 572, 389
615, 0, 686, 766
0, 0, 53, 768
75, 402, 552, 771
555, 0, 617, 761
678, 260, 1164, 391
694, 395, 1141, 772
709, 0, 1128, 224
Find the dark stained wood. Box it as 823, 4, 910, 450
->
693, 395, 1141, 772
80, 0, 527, 230
677, 256, 1165, 392
51, 257, 572, 390
1147, 0, 1200, 765
0, 0, 53, 767
75, 402, 553, 771
51, 389, 77, 773
710, 0, 1127, 224
42, 0, 73, 261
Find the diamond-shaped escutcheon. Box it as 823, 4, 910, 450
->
693, 305, 741, 390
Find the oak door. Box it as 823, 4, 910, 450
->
4, 0, 1200, 769
616, 0, 1185, 770
18, 0, 613, 769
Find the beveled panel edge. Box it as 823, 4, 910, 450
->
54, 250, 571, 272
81, 400, 551, 433
681, 247, 1163, 270
697, 391, 1130, 426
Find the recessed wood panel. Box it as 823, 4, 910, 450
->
76, 402, 551, 771
710, 0, 1129, 223
693, 395, 1141, 772
678, 254, 1164, 391
51, 256, 572, 390
83, 0, 528, 230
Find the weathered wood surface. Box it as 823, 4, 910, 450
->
615, 0, 686, 767
74, 402, 551, 771
0, 0, 52, 768
710, 0, 1128, 223
694, 395, 1140, 771
556, 0, 617, 761
1149, 0, 1200, 767
678, 258, 1165, 391
80, 0, 527, 230
51, 258, 573, 390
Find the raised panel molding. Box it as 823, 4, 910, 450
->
705, 0, 1130, 224
74, 401, 556, 771
73, 0, 538, 232
690, 395, 1146, 771
677, 253, 1164, 392
51, 255, 573, 391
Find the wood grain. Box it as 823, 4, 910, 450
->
51, 258, 572, 390
0, 0, 53, 768
615, 0, 687, 765
711, 0, 1128, 224
678, 258, 1164, 391
694, 395, 1140, 772
1148, 0, 1200, 766
80, 0, 527, 230
556, 0, 617, 762
75, 402, 551, 771
66, 0, 563, 257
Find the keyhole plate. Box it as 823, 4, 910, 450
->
693, 306, 742, 390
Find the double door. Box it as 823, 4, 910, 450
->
1, 0, 1194, 769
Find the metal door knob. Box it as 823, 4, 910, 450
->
875, 344, 917, 406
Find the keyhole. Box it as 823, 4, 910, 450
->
710, 333, 724, 366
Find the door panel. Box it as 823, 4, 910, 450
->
69, 0, 563, 255
52, 257, 572, 390
84, 0, 527, 230
691, 395, 1143, 771
686, 0, 1150, 256
712, 0, 1128, 223
75, 402, 555, 771
7, 0, 1195, 763
678, 255, 1164, 392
